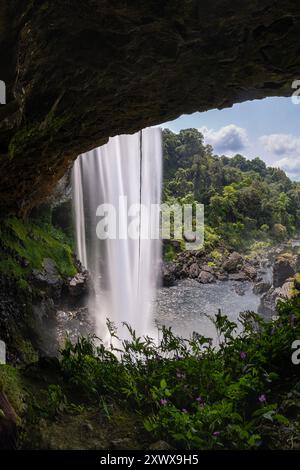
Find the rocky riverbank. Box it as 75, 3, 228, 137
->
162, 247, 259, 287
162, 240, 300, 318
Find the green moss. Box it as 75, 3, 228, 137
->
207, 261, 216, 267
14, 338, 39, 365
164, 244, 175, 261
0, 217, 76, 281
8, 114, 68, 161
17, 278, 30, 291
0, 366, 25, 417
210, 249, 222, 260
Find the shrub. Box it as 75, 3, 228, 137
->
58, 294, 300, 449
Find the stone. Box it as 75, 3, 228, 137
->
280, 280, 294, 299
259, 282, 293, 317
273, 255, 295, 288
201, 265, 215, 274
253, 281, 271, 295
110, 438, 136, 450
188, 262, 200, 278
234, 284, 247, 296
222, 252, 243, 273
228, 272, 248, 281
243, 265, 257, 280
149, 440, 173, 450
198, 270, 215, 284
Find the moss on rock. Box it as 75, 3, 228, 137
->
0, 217, 76, 282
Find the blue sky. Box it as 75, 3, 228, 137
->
162, 97, 300, 181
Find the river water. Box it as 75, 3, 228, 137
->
154, 278, 261, 341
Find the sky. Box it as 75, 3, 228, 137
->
162, 97, 300, 181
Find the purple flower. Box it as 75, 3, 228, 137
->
258, 394, 267, 403
182, 408, 188, 414
160, 398, 167, 406
196, 396, 205, 406
176, 369, 186, 379
240, 351, 247, 360
213, 431, 220, 437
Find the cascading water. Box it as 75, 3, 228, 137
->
72, 128, 162, 340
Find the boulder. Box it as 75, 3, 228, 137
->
273, 255, 295, 288
253, 281, 271, 295
259, 281, 294, 317
188, 262, 200, 278
198, 270, 215, 284
228, 272, 248, 281
149, 440, 173, 450
201, 265, 215, 274
243, 265, 257, 280
281, 280, 294, 299
222, 252, 243, 273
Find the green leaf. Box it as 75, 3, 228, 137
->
274, 414, 289, 426
160, 379, 167, 390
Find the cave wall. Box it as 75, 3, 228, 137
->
0, 0, 300, 214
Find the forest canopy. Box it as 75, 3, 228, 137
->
163, 128, 300, 250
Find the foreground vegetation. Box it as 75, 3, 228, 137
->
1, 293, 299, 449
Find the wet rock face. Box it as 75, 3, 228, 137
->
31, 258, 63, 301
253, 281, 271, 295
1, 1, 300, 214
162, 262, 177, 287
66, 271, 90, 306
273, 255, 296, 287
0, 392, 17, 450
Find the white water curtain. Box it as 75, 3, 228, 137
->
72, 128, 162, 340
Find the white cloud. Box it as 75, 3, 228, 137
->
260, 133, 300, 180
199, 124, 249, 153
260, 133, 300, 156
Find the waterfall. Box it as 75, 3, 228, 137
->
72, 128, 162, 340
